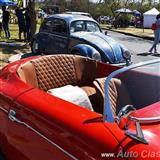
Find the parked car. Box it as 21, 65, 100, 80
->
38, 9, 47, 18
31, 14, 131, 65
98, 15, 110, 24
0, 55, 160, 160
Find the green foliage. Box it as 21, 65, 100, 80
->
16, 0, 23, 7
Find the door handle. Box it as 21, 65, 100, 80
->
8, 110, 18, 122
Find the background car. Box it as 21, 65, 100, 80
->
31, 14, 131, 65
0, 55, 160, 159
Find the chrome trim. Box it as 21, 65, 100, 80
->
130, 116, 160, 124
0, 107, 8, 114
104, 59, 160, 122
125, 116, 148, 144
8, 110, 78, 160
125, 115, 160, 144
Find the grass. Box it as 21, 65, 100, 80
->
0, 44, 31, 68
100, 24, 154, 38
0, 24, 28, 68
0, 24, 20, 42
0, 23, 40, 42
0, 23, 40, 68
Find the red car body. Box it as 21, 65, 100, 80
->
0, 55, 160, 160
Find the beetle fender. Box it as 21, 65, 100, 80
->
71, 44, 100, 58
31, 34, 44, 53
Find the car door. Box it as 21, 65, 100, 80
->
37, 19, 53, 53
5, 87, 122, 160
6, 95, 73, 160
0, 97, 11, 154
47, 18, 69, 54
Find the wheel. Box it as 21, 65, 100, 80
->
31, 39, 40, 55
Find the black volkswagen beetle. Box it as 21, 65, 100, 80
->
31, 14, 131, 65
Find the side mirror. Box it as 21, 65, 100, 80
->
105, 31, 108, 35
116, 105, 136, 129
116, 105, 148, 144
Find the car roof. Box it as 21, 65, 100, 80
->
65, 12, 91, 17
47, 14, 97, 24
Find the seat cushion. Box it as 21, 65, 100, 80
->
17, 61, 39, 88
81, 86, 96, 97
94, 77, 132, 115
81, 86, 101, 113
32, 55, 77, 91
48, 85, 94, 111
17, 55, 97, 91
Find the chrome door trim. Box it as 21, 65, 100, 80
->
8, 110, 78, 160
0, 107, 8, 114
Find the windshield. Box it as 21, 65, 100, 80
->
104, 60, 160, 122
70, 20, 101, 33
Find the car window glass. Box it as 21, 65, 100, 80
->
70, 21, 85, 33
70, 20, 101, 33
86, 21, 100, 32
51, 19, 67, 34
41, 20, 52, 32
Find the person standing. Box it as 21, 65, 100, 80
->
15, 7, 27, 41
149, 14, 160, 54
2, 6, 10, 38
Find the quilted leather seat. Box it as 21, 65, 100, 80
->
17, 55, 98, 109
93, 77, 132, 115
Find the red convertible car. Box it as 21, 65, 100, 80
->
0, 55, 160, 160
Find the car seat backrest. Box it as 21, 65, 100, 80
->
17, 55, 97, 91
93, 77, 132, 115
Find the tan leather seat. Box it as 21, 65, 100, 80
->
93, 77, 132, 115
17, 55, 98, 109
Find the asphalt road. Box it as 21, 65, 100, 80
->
108, 30, 160, 64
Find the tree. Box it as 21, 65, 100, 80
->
28, 0, 36, 40
16, 0, 36, 40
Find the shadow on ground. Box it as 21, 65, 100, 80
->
152, 53, 160, 57
137, 52, 160, 57
0, 44, 30, 55
137, 52, 151, 56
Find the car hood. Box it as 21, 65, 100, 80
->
110, 103, 160, 159
71, 32, 124, 63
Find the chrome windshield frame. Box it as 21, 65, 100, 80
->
104, 59, 160, 122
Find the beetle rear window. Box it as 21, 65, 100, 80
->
70, 20, 101, 33
41, 19, 67, 34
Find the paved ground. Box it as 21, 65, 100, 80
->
108, 30, 160, 64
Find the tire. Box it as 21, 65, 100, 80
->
31, 39, 40, 55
